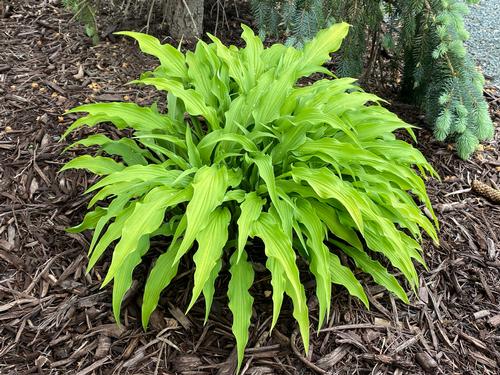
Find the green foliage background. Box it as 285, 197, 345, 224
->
62, 0, 99, 44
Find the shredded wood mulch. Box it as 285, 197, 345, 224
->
1, 1, 499, 374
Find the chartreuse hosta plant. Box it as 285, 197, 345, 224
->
62, 23, 439, 370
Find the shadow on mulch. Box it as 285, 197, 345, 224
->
1, 1, 499, 374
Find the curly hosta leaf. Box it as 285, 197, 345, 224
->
187, 207, 231, 312
295, 198, 331, 328
102, 187, 192, 286
113, 235, 150, 324
114, 31, 187, 79
266, 258, 286, 331
237, 192, 265, 261
252, 212, 310, 352
135, 78, 220, 130
298, 22, 349, 76
61, 155, 124, 175
64, 102, 174, 137
202, 258, 222, 323
175, 165, 230, 263
335, 241, 408, 303
228, 250, 254, 372
142, 243, 180, 329
292, 166, 365, 232
328, 252, 369, 307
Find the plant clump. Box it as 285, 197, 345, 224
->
62, 23, 439, 371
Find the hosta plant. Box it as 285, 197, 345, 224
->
62, 23, 439, 371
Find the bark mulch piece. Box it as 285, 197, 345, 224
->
1, 1, 499, 374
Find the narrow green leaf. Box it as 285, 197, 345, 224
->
136, 139, 190, 170
88, 194, 134, 258
134, 78, 220, 130
252, 70, 295, 126
185, 125, 202, 168
103, 187, 192, 286
266, 258, 285, 331
207, 33, 248, 92
175, 165, 229, 263
112, 235, 150, 324
66, 207, 106, 233
298, 22, 349, 76
241, 24, 264, 88
337, 242, 409, 303
363, 220, 419, 288
248, 153, 287, 226
88, 180, 157, 208
228, 250, 254, 372
134, 133, 187, 149
202, 259, 222, 323
142, 242, 180, 329
85, 165, 183, 194
64, 102, 173, 137
292, 166, 364, 233
198, 130, 258, 163
115, 31, 187, 78
64, 134, 113, 151
237, 192, 265, 262
187, 207, 231, 313
329, 252, 369, 308
295, 199, 331, 329
61, 155, 124, 175
224, 189, 246, 203
252, 213, 309, 353
101, 138, 148, 166
309, 200, 363, 250
87, 203, 136, 271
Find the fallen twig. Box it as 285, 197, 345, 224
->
290, 330, 327, 374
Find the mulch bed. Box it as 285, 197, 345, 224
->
1, 1, 499, 374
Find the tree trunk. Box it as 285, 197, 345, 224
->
165, 0, 204, 41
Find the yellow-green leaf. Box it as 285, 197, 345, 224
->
329, 252, 369, 308
202, 259, 222, 323
112, 235, 150, 324
142, 242, 180, 329
295, 199, 331, 329
187, 207, 231, 312
252, 213, 309, 353
292, 166, 364, 233
103, 187, 192, 286
298, 22, 349, 76
61, 155, 124, 175
175, 165, 229, 263
266, 258, 285, 331
228, 250, 254, 372
336, 241, 409, 303
237, 192, 265, 261
115, 31, 187, 78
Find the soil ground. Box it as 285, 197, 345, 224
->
1, 1, 499, 374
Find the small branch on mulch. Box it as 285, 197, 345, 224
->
434, 200, 471, 213
471, 180, 500, 204
290, 330, 327, 375
359, 353, 413, 369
